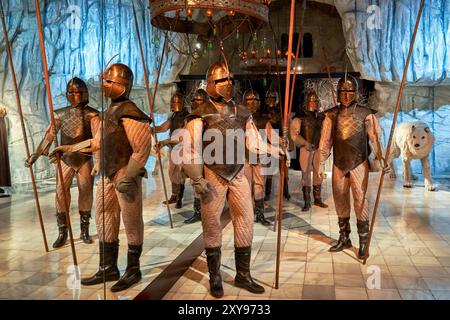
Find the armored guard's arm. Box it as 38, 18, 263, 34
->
25, 115, 61, 167
365, 114, 386, 167
318, 114, 333, 175
289, 117, 313, 150
89, 115, 101, 176
153, 118, 171, 134
182, 118, 210, 195
246, 119, 284, 158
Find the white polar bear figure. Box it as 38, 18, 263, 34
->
388, 121, 436, 191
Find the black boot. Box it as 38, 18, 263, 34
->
357, 220, 370, 259
184, 198, 201, 224
283, 179, 291, 201
313, 185, 328, 208
163, 183, 179, 205
302, 186, 311, 212
234, 246, 265, 294
205, 247, 224, 298
81, 241, 120, 285
254, 199, 272, 226
111, 244, 143, 292
53, 212, 68, 248
79, 211, 93, 244
176, 184, 185, 209
329, 217, 352, 252
264, 177, 272, 201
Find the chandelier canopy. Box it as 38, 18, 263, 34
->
149, 0, 270, 36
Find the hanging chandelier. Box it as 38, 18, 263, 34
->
149, 0, 270, 37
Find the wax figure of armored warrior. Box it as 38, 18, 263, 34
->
25, 78, 99, 248
153, 91, 190, 209
290, 90, 328, 211
182, 61, 285, 298
181, 88, 210, 224
318, 75, 385, 259
263, 89, 291, 201
242, 88, 277, 226
50, 63, 152, 291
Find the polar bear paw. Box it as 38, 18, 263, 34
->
403, 182, 413, 188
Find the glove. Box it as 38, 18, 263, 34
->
318, 162, 326, 179
25, 153, 39, 168
91, 153, 101, 176
280, 137, 289, 153
382, 159, 391, 175
114, 158, 146, 195
191, 177, 210, 195
305, 143, 315, 152
183, 163, 210, 195
48, 145, 74, 163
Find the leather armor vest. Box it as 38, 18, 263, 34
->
299, 112, 324, 149
55, 104, 99, 170
103, 100, 151, 178
267, 108, 281, 130
169, 109, 189, 134
252, 112, 270, 131
190, 100, 251, 182
327, 105, 376, 174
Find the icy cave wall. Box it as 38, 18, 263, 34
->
335, 0, 450, 176
0, 0, 191, 186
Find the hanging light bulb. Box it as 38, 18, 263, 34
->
265, 48, 271, 57
206, 9, 213, 18
228, 10, 235, 16
186, 8, 193, 18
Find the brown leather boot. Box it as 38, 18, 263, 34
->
313, 184, 328, 208
329, 217, 352, 252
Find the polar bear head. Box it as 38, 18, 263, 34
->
407, 122, 435, 157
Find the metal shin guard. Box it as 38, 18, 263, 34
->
81, 241, 120, 286
234, 246, 265, 294
184, 198, 201, 224
79, 211, 93, 244
357, 220, 370, 259
264, 177, 272, 201
254, 199, 272, 226
329, 217, 352, 252
53, 212, 68, 248
111, 244, 143, 292
313, 184, 328, 208
205, 247, 224, 298
302, 186, 311, 212
176, 184, 185, 209
163, 183, 179, 205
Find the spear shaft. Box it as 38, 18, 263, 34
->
132, 1, 173, 228
34, 0, 77, 265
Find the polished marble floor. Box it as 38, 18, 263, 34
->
162, 171, 450, 300
1, 164, 450, 300
0, 164, 204, 300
